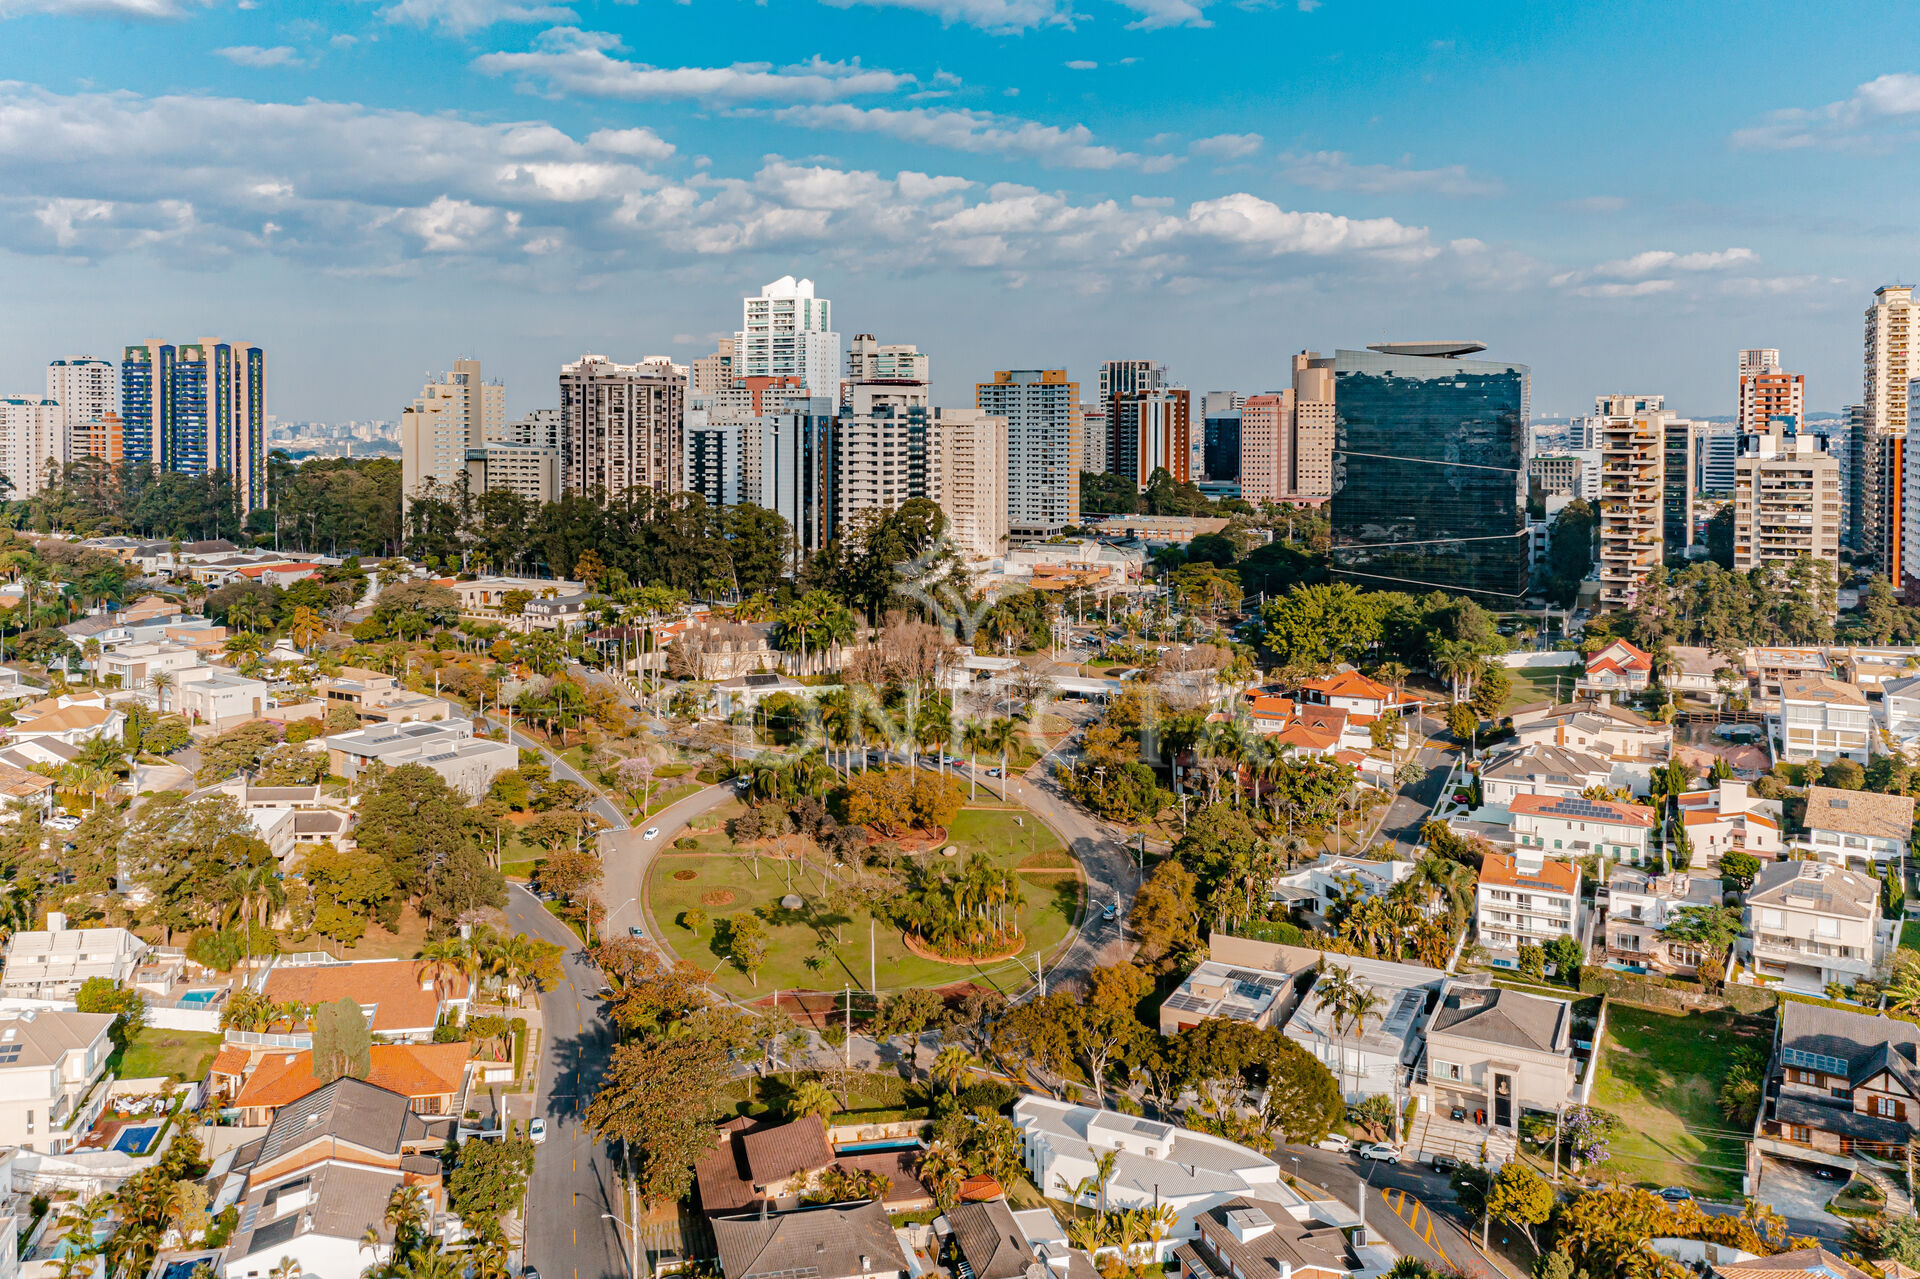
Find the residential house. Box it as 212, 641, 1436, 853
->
1284, 954, 1447, 1101
1667, 645, 1730, 701
1421, 985, 1579, 1136
1776, 677, 1872, 764
0, 916, 146, 1000
226, 1043, 473, 1126
1743, 860, 1884, 993
1477, 743, 1613, 806
0, 1010, 115, 1154
230, 561, 322, 589
321, 719, 517, 799
694, 1115, 835, 1215
1475, 847, 1584, 966
1576, 639, 1653, 698
174, 667, 270, 726
219, 1078, 452, 1279
1748, 647, 1833, 699
1799, 785, 1916, 870
1012, 1097, 1303, 1257
1508, 702, 1671, 792
447, 576, 586, 625
1509, 793, 1656, 866
1755, 1001, 1920, 1164
1675, 781, 1786, 864
1173, 1198, 1361, 1279
522, 592, 592, 632
712, 672, 813, 720
94, 641, 201, 692
1268, 855, 1421, 922
258, 957, 471, 1043
316, 667, 454, 725
0, 761, 54, 821
1295, 668, 1420, 718
1832, 647, 1920, 698
1712, 1250, 1874, 1279
946, 1200, 1051, 1279
1604, 868, 1724, 975
6, 693, 124, 752
1881, 675, 1920, 749
1158, 960, 1297, 1036
710, 1202, 910, 1279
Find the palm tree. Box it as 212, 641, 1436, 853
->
149, 669, 174, 713
931, 1044, 979, 1095
415, 937, 468, 998
982, 716, 1020, 786
269, 1260, 302, 1279
785, 1078, 838, 1124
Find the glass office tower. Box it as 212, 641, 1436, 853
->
1330, 343, 1530, 602
1204, 410, 1241, 481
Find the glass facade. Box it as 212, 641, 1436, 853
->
118, 339, 267, 510
1204, 411, 1241, 481
1330, 347, 1530, 602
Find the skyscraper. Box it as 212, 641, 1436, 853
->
738, 276, 839, 396
835, 377, 929, 532
1663, 415, 1697, 552
0, 398, 62, 498
1735, 420, 1841, 587
690, 338, 735, 397
120, 339, 266, 511
1114, 388, 1190, 488
1078, 403, 1109, 475
1239, 392, 1292, 505
1862, 284, 1916, 583
1202, 404, 1242, 482
1237, 353, 1334, 506
1329, 342, 1530, 603
1098, 360, 1165, 471
399, 358, 507, 509
1593, 394, 1667, 609
846, 334, 930, 384
976, 370, 1081, 539
559, 354, 686, 498
46, 357, 114, 464
1738, 348, 1805, 432
930, 409, 1009, 561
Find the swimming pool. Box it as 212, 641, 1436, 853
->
113, 1123, 161, 1155
177, 989, 218, 1007
835, 1138, 923, 1154
40, 1225, 111, 1260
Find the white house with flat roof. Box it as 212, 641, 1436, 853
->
1285, 953, 1447, 1102
0, 915, 146, 1001
321, 718, 517, 799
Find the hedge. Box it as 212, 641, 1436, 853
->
1576, 966, 1777, 1016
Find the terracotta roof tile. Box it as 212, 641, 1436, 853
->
1479, 852, 1579, 895
1507, 792, 1656, 828
262, 960, 465, 1034
233, 1042, 470, 1111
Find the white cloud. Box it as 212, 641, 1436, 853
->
1551, 246, 1761, 298
816, 0, 1064, 34
586, 126, 674, 160
1591, 247, 1755, 279
379, 0, 575, 32
1281, 150, 1503, 197
769, 103, 1177, 171
1189, 132, 1260, 159
1573, 280, 1675, 299
0, 0, 206, 18
475, 30, 911, 102
1064, 59, 1097, 70
1110, 0, 1210, 28
215, 45, 301, 67
1734, 72, 1920, 150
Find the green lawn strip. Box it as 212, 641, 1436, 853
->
639, 782, 704, 820
1901, 921, 1920, 952
117, 1028, 224, 1083
649, 806, 1078, 998
1500, 664, 1581, 713
1590, 1005, 1766, 1199
544, 900, 589, 944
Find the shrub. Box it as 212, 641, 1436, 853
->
674, 836, 698, 850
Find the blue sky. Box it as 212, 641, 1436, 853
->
3, 0, 1919, 422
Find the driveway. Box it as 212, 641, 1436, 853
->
1755, 1155, 1843, 1222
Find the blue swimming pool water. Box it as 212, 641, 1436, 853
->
177, 989, 218, 1007
836, 1138, 923, 1154
113, 1123, 160, 1155
44, 1226, 112, 1260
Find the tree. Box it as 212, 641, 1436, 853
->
1517, 943, 1546, 983
75, 978, 146, 1054
195, 720, 282, 782
303, 845, 399, 946
930, 1045, 979, 1095
1260, 583, 1383, 673
1717, 850, 1761, 891
785, 1080, 838, 1125
446, 1134, 535, 1246
727, 912, 769, 986
585, 1030, 736, 1206
1130, 860, 1202, 972
1485, 1162, 1553, 1254
312, 997, 372, 1083
1546, 934, 1583, 984
1261, 1034, 1343, 1144
1064, 963, 1151, 1107
1447, 702, 1479, 744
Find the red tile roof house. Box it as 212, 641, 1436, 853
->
1296, 669, 1422, 718
256, 958, 472, 1044
1577, 639, 1654, 699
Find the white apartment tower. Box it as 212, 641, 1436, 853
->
1097, 360, 1165, 472
559, 354, 687, 499
930, 409, 1008, 562
846, 334, 930, 384
0, 398, 63, 498
835, 377, 930, 534
1864, 285, 1916, 587
738, 276, 839, 396
1079, 403, 1109, 474
46, 358, 114, 464
399, 358, 506, 511
977, 370, 1082, 539
1736, 420, 1841, 584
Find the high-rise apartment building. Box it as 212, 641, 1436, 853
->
502, 409, 561, 452
558, 354, 686, 499
1694, 424, 1739, 496
0, 398, 63, 498
1594, 395, 1667, 608
1738, 348, 1805, 433
1113, 388, 1190, 488
70, 412, 123, 466
1329, 342, 1530, 603
120, 339, 266, 511
690, 338, 735, 397
1079, 403, 1109, 474
846, 334, 930, 384
1735, 420, 1841, 588
765, 398, 837, 556
738, 276, 839, 396
1239, 392, 1292, 506
1098, 360, 1165, 471
1528, 452, 1600, 502
835, 378, 929, 533
46, 357, 114, 464
976, 370, 1081, 539
930, 409, 1008, 562
1862, 284, 1917, 581
1840, 405, 1864, 550
684, 410, 754, 511
1663, 416, 1697, 552
464, 443, 557, 506
399, 358, 506, 508
1238, 353, 1334, 506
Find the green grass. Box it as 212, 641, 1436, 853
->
719, 1067, 924, 1122
116, 1027, 224, 1082
639, 781, 703, 819
1902, 920, 1920, 952
1501, 664, 1582, 712
1590, 1005, 1769, 1199
648, 805, 1080, 998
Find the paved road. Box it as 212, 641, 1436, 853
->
1380, 712, 1455, 857
1281, 1144, 1505, 1275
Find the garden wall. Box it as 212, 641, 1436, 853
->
146, 1005, 220, 1033
1498, 652, 1582, 669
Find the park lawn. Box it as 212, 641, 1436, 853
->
639, 781, 703, 819
117, 1027, 224, 1082
1500, 664, 1581, 713
649, 805, 1080, 999
1590, 1005, 1768, 1199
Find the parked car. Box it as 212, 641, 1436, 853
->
529, 1117, 547, 1145
1657, 1186, 1692, 1203
1359, 1143, 1401, 1164
643, 827, 661, 841
524, 1267, 540, 1279
1432, 1154, 1462, 1172
1449, 1106, 1467, 1122
1101, 902, 1117, 922
1314, 1134, 1351, 1153
627, 925, 646, 938
987, 767, 1004, 778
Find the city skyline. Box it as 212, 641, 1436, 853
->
3, 4, 1918, 420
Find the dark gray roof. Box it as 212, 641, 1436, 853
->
1780, 1000, 1920, 1071
1773, 1094, 1910, 1145
227, 1162, 408, 1261
947, 1201, 1041, 1279
253, 1077, 430, 1166
1188, 1198, 1350, 1279
1479, 742, 1611, 784
711, 1202, 908, 1279
1428, 987, 1569, 1055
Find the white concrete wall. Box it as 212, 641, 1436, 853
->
1498, 652, 1582, 669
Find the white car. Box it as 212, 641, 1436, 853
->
529, 1117, 547, 1145
1359, 1143, 1401, 1164
642, 827, 661, 841
1314, 1134, 1351, 1153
